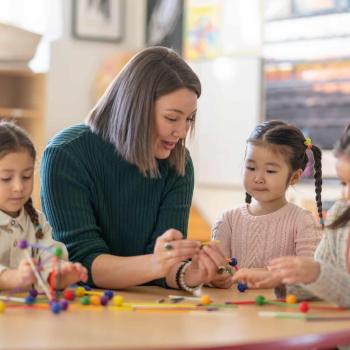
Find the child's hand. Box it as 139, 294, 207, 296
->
49, 262, 88, 289
268, 256, 320, 285
232, 268, 282, 289
16, 259, 37, 288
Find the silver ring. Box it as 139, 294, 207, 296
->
164, 242, 174, 251
217, 265, 226, 274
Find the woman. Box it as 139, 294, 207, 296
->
41, 47, 226, 291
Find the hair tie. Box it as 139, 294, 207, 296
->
320, 217, 324, 226
304, 137, 312, 149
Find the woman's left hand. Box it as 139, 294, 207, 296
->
184, 242, 230, 287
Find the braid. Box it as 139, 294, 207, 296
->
245, 192, 252, 204
311, 145, 323, 228
24, 198, 43, 239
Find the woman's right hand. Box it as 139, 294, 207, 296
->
152, 229, 201, 277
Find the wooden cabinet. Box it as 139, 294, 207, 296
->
0, 69, 46, 207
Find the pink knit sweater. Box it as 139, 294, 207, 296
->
212, 203, 322, 268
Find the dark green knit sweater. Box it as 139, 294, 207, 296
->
40, 124, 194, 287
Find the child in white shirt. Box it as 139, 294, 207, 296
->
0, 121, 87, 291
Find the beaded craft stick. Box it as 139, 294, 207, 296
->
227, 295, 348, 313
18, 239, 52, 301
0, 240, 71, 314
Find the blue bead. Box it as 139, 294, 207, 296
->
104, 290, 114, 299
84, 285, 92, 291
237, 282, 248, 293
24, 295, 35, 305
51, 302, 61, 314
229, 257, 238, 267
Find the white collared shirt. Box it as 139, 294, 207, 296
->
0, 208, 68, 288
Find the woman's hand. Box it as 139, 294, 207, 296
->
231, 268, 282, 289
184, 242, 232, 288
152, 229, 201, 277
268, 256, 320, 285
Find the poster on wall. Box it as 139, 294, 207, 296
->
72, 0, 124, 42
183, 0, 222, 60
146, 0, 183, 55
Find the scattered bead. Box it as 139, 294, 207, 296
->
104, 290, 114, 300
63, 289, 75, 301
200, 295, 212, 305
80, 296, 90, 305
50, 301, 61, 314
299, 301, 309, 313
59, 299, 69, 311
24, 296, 35, 305
113, 295, 124, 307
237, 282, 248, 293
84, 285, 92, 291
75, 286, 86, 297
286, 294, 297, 304
90, 295, 100, 306
255, 295, 266, 306
100, 295, 109, 306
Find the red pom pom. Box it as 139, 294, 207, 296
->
299, 301, 309, 313
63, 289, 75, 301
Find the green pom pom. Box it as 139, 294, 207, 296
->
255, 295, 266, 305
52, 246, 63, 258
80, 296, 90, 305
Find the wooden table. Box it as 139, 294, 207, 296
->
1, 286, 350, 350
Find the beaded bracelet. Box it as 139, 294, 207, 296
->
175, 261, 188, 289
178, 260, 203, 296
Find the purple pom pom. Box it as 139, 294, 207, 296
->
59, 299, 69, 311
18, 240, 28, 249
29, 289, 38, 298
100, 295, 109, 306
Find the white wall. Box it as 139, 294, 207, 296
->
187, 0, 263, 224
46, 0, 146, 139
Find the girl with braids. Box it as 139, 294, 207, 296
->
0, 121, 87, 291
211, 120, 323, 289
266, 123, 350, 306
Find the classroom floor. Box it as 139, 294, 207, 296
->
187, 206, 211, 241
